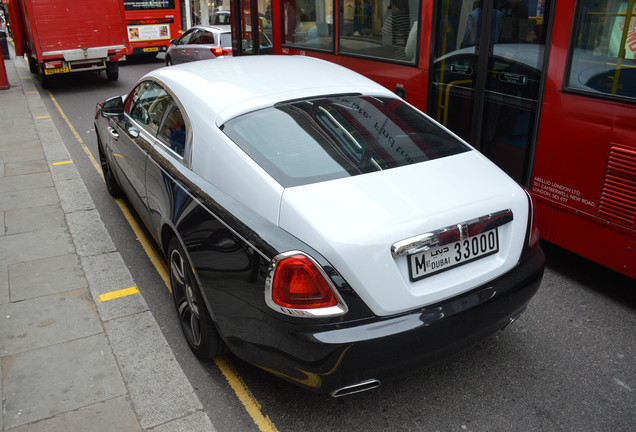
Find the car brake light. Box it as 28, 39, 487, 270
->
525, 189, 540, 247
211, 48, 230, 57
265, 252, 348, 317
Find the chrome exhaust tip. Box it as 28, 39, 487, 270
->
501, 308, 526, 331
330, 379, 381, 397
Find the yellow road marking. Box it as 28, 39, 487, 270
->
35, 115, 50, 119
98, 286, 140, 302
26, 90, 39, 94
47, 90, 84, 144
47, 90, 278, 432
215, 357, 278, 432
52, 160, 73, 166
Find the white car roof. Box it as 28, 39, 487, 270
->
149, 55, 397, 125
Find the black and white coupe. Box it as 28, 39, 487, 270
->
95, 55, 545, 396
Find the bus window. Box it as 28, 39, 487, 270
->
567, 0, 636, 99
282, 0, 335, 51
338, 0, 420, 63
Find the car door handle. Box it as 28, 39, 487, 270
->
107, 125, 119, 140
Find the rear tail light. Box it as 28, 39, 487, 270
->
44, 61, 63, 69
525, 189, 540, 247
265, 251, 348, 317
211, 48, 232, 57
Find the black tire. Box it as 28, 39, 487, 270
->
169, 237, 225, 359
28, 56, 38, 74
96, 130, 123, 197
40, 72, 50, 89
106, 63, 119, 81
165, 55, 173, 66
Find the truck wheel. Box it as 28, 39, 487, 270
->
28, 56, 38, 74
106, 63, 119, 81
40, 72, 50, 89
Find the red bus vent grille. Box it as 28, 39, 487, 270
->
598, 145, 636, 228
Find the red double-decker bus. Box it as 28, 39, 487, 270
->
123, 0, 182, 56
231, 0, 636, 279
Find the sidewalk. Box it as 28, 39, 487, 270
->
0, 54, 215, 430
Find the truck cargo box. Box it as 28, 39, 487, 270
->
9, 0, 129, 87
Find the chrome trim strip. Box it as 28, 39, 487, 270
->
264, 251, 349, 318
391, 209, 513, 259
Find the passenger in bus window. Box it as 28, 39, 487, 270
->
382, 0, 412, 58
461, 0, 501, 47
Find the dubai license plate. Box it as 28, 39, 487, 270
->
143, 47, 159, 52
44, 67, 69, 75
408, 228, 499, 281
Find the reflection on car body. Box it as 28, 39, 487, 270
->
94, 56, 544, 396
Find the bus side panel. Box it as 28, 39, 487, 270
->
531, 0, 636, 279
278, 49, 430, 109
532, 89, 636, 279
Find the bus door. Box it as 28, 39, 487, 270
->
428, 0, 552, 184
230, 0, 273, 55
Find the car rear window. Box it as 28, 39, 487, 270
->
222, 95, 470, 187
220, 33, 232, 48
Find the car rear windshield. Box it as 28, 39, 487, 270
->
222, 95, 470, 187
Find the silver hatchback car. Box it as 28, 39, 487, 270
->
165, 25, 232, 65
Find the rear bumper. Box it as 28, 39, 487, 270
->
226, 244, 545, 394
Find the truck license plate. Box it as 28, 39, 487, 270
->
143, 47, 159, 52
44, 67, 69, 75
408, 228, 499, 281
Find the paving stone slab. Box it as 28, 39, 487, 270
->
8, 254, 87, 301
104, 311, 202, 429
0, 186, 60, 212
0, 172, 52, 193
0, 289, 101, 356
5, 396, 142, 432
55, 177, 96, 213
81, 252, 149, 321
65, 209, 116, 257
4, 204, 65, 235
49, 160, 82, 182
2, 334, 127, 429
0, 146, 45, 164
4, 159, 48, 176
150, 411, 216, 432
0, 226, 74, 265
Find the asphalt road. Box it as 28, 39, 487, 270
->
38, 56, 636, 432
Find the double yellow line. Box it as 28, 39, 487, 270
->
46, 90, 278, 432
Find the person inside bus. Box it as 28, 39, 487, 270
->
461, 0, 502, 47
353, 0, 373, 36
382, 0, 412, 58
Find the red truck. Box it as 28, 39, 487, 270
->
7, 0, 129, 88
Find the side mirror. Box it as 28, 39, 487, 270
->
101, 96, 124, 117
170, 39, 177, 45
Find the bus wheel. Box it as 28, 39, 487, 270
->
106, 63, 119, 81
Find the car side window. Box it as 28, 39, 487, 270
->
127, 81, 171, 135
178, 29, 196, 45
157, 104, 187, 157
191, 30, 215, 45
